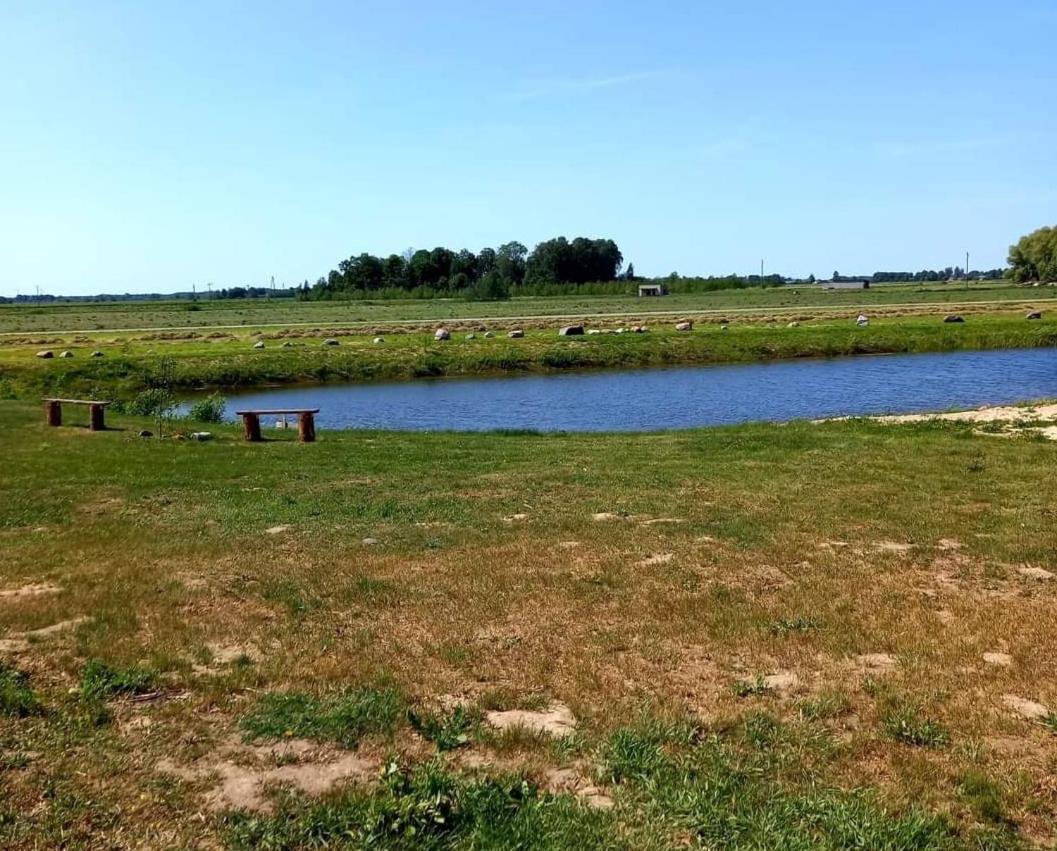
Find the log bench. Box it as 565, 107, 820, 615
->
235, 408, 320, 443
44, 398, 112, 431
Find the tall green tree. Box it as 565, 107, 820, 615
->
1008, 226, 1057, 283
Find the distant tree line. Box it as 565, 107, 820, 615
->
304, 237, 626, 301
867, 268, 1005, 283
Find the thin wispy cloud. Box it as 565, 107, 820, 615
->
507, 69, 674, 101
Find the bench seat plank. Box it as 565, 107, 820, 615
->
235, 408, 320, 415
43, 398, 112, 406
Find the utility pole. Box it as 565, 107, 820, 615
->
965, 251, 970, 289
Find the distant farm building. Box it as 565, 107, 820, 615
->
822, 279, 870, 290
638, 283, 667, 297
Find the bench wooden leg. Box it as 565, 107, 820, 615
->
242, 413, 262, 442
298, 411, 316, 443
89, 404, 105, 431
45, 400, 61, 427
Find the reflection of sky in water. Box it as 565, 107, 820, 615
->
191, 347, 1057, 432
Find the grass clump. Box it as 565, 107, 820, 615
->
956, 771, 1009, 825
240, 686, 406, 747
732, 676, 769, 698
408, 704, 482, 751
186, 392, 227, 423
882, 704, 950, 748
79, 659, 156, 700
798, 690, 852, 722
768, 615, 822, 636
0, 662, 42, 716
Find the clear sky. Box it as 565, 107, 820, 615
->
2, 1, 1055, 296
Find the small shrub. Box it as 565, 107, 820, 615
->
733, 676, 768, 698
0, 663, 42, 716
79, 659, 156, 700
241, 686, 406, 747
186, 392, 227, 423
882, 705, 950, 747
408, 704, 482, 751
123, 388, 176, 418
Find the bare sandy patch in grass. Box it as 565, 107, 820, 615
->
855, 653, 898, 672
1003, 695, 1051, 720
762, 671, 800, 694
485, 703, 577, 738
542, 766, 614, 809
157, 735, 378, 812
264, 525, 292, 535
0, 615, 90, 654
983, 652, 1013, 667
0, 582, 62, 600
637, 553, 674, 567
1018, 566, 1055, 581
876, 403, 1057, 425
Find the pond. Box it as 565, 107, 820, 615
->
191, 347, 1057, 432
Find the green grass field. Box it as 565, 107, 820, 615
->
2, 281, 1054, 335
2, 402, 1057, 848
2, 310, 1056, 402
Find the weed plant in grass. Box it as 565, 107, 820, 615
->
79, 659, 156, 700
408, 704, 483, 751
0, 663, 42, 717
240, 687, 406, 747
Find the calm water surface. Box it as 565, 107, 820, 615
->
201, 347, 1057, 432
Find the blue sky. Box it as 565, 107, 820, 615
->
1, 1, 1054, 296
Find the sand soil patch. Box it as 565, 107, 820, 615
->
157, 736, 377, 812
485, 703, 577, 738
0, 582, 62, 600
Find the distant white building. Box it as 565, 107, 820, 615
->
822, 279, 870, 290
638, 283, 667, 297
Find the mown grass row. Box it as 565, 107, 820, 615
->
2, 315, 1055, 400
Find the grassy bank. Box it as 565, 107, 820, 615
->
2, 313, 1056, 400
2, 401, 1057, 847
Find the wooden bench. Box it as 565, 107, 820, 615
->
235, 408, 320, 443
44, 398, 112, 431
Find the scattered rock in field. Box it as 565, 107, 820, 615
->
503, 513, 528, 523
1027, 311, 1043, 320
1018, 566, 1055, 581
138, 430, 153, 438
558, 325, 584, 337
856, 314, 869, 327
0, 582, 62, 600
675, 321, 693, 331
508, 329, 524, 338
264, 525, 291, 535
856, 653, 898, 671
936, 538, 962, 551
252, 341, 265, 349
558, 541, 581, 549
36, 350, 54, 359
373, 336, 384, 344
762, 672, 799, 693
1003, 695, 1050, 720
157, 737, 376, 812
90, 350, 104, 357
322, 338, 340, 346
465, 333, 475, 340
281, 341, 295, 348
787, 321, 799, 328
483, 331, 494, 338
817, 540, 850, 550
587, 329, 601, 335
485, 703, 577, 738
434, 328, 450, 341
591, 512, 622, 522
983, 652, 1013, 667
189, 432, 212, 441
943, 315, 965, 323
59, 350, 73, 358
362, 537, 378, 546
637, 553, 673, 567
639, 517, 685, 526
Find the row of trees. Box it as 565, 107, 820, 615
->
305, 237, 625, 301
